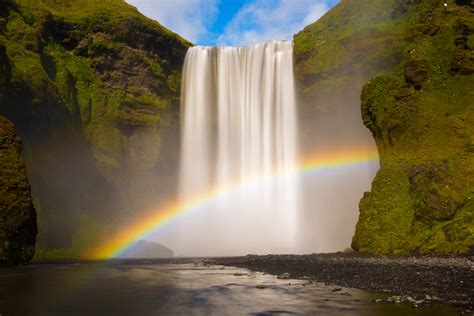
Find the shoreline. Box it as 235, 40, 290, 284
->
207, 253, 474, 313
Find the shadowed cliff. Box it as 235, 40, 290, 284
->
0, 0, 190, 258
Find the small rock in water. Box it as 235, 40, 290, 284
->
233, 272, 247, 276
256, 284, 266, 289
277, 272, 291, 279
332, 287, 343, 292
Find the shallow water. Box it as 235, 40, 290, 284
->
0, 260, 458, 315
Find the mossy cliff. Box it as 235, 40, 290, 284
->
0, 116, 36, 265
352, 1, 473, 254
295, 0, 473, 254
0, 0, 189, 257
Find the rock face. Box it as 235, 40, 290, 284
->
352, 1, 474, 254
295, 0, 473, 254
293, 0, 450, 251
0, 116, 37, 265
0, 0, 190, 257
119, 240, 173, 258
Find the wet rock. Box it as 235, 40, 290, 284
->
256, 284, 266, 289
233, 273, 247, 276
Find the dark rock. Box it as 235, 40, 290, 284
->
404, 57, 428, 89
409, 164, 464, 221
455, 0, 474, 9
0, 116, 37, 265
451, 40, 474, 75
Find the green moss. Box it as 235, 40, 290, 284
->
1, 0, 190, 259
294, 0, 445, 96
352, 1, 474, 254
0, 116, 37, 265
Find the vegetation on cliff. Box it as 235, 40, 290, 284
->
352, 0, 473, 254
0, 0, 190, 257
294, 0, 473, 254
0, 116, 36, 265
292, 0, 450, 249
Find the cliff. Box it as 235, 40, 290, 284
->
0, 0, 190, 257
0, 116, 37, 265
293, 0, 442, 250
294, 0, 473, 254
352, 1, 473, 254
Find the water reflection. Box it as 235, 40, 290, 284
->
0, 261, 458, 315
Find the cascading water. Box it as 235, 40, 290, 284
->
164, 41, 300, 256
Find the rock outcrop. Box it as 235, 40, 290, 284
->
0, 116, 36, 265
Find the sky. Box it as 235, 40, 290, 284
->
125, 0, 339, 46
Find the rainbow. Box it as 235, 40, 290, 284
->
92, 147, 379, 259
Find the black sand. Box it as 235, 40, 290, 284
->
208, 253, 474, 313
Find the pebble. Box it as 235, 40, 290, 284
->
210, 254, 474, 309
277, 272, 291, 279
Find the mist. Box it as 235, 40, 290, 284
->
144, 53, 378, 257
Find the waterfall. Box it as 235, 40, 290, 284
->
172, 41, 299, 256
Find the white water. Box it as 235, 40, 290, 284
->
164, 41, 300, 256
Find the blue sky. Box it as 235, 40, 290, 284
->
126, 0, 339, 46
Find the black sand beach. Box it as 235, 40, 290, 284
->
208, 253, 474, 313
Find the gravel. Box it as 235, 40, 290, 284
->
208, 253, 474, 311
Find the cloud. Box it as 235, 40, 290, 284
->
125, 0, 219, 43
217, 0, 331, 46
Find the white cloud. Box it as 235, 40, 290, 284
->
217, 0, 330, 46
125, 0, 219, 43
